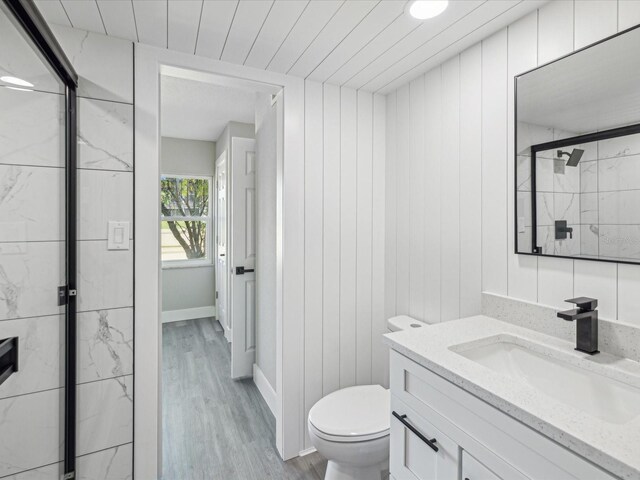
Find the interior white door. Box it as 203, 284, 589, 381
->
215, 151, 229, 340
230, 137, 257, 379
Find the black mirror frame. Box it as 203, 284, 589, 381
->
514, 23, 640, 266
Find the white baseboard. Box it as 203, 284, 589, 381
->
253, 363, 276, 417
299, 447, 316, 457
161, 306, 216, 323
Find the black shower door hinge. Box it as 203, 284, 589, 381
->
58, 285, 77, 306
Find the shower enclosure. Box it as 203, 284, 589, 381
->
0, 0, 78, 477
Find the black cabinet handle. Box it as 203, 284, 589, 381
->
392, 411, 439, 453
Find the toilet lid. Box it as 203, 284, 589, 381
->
308, 385, 390, 441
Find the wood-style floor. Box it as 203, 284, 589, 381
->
162, 318, 327, 479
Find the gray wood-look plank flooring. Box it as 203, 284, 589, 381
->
162, 318, 327, 480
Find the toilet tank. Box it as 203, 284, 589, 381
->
387, 315, 427, 332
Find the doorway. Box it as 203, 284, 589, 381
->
158, 71, 319, 478
135, 47, 307, 477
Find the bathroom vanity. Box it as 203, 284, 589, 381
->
384, 316, 640, 480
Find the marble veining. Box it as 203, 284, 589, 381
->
50, 25, 133, 104
0, 88, 63, 168
0, 315, 63, 400
77, 241, 133, 312
78, 98, 133, 172
78, 170, 133, 241
3, 462, 61, 479
0, 241, 65, 320
77, 376, 133, 457
78, 309, 133, 384
0, 165, 64, 242
0, 263, 19, 318
77, 443, 132, 480
384, 314, 640, 480
0, 388, 63, 477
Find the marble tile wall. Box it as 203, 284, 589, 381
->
579, 133, 640, 261
0, 22, 134, 479
516, 122, 585, 256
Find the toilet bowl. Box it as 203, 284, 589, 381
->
307, 315, 426, 480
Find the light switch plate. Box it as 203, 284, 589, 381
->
108, 221, 130, 250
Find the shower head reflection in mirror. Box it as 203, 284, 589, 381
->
557, 148, 585, 167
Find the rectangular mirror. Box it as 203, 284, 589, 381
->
515, 25, 640, 264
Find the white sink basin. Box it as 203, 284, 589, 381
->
451, 335, 640, 425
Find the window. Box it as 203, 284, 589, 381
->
160, 175, 212, 265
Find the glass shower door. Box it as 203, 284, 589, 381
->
0, 2, 75, 477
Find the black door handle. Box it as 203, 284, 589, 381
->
235, 266, 255, 275
392, 411, 438, 452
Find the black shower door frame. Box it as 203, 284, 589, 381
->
1, 0, 79, 477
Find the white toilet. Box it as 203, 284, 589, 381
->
307, 315, 426, 480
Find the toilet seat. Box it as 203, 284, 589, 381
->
308, 385, 390, 443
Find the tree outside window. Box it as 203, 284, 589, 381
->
160, 175, 212, 264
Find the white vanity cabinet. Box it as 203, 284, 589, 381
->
389, 350, 619, 480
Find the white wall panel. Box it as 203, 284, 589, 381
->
574, 261, 617, 320
440, 57, 461, 321
619, 0, 640, 30
408, 76, 425, 321
371, 94, 387, 386
303, 80, 324, 449
423, 67, 442, 322
459, 44, 482, 318
339, 87, 357, 389
537, 0, 574, 64
304, 82, 385, 440
481, 29, 508, 297
385, 92, 398, 321
618, 264, 640, 326
356, 90, 373, 385
507, 12, 538, 302
395, 84, 411, 315
538, 256, 574, 308
321, 83, 341, 396
574, 0, 618, 48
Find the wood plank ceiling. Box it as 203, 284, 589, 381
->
35, 0, 545, 94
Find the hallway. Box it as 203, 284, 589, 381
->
162, 318, 327, 479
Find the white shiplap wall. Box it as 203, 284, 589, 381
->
385, 0, 640, 327
303, 81, 386, 449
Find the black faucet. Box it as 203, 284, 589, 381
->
557, 297, 599, 354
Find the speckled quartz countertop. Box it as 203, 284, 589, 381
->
383, 315, 640, 480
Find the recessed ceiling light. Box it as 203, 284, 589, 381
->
0, 76, 34, 88
407, 0, 449, 20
